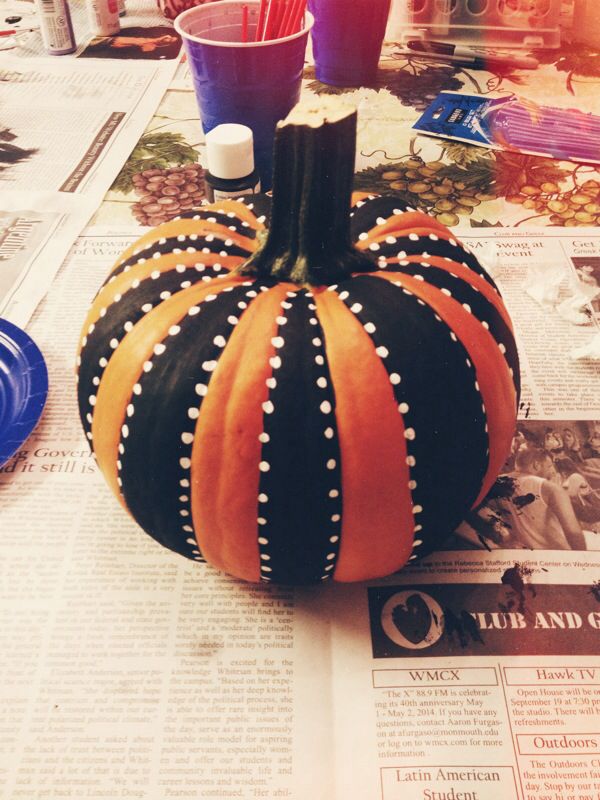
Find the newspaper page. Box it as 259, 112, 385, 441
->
459, 227, 600, 420
0, 228, 332, 800
0, 55, 178, 326
1, 226, 600, 799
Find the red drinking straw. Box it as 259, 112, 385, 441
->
241, 4, 248, 42
281, 0, 306, 36
276, 0, 293, 38
261, 0, 278, 40
255, 0, 267, 41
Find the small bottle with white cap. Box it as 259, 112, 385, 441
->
204, 123, 261, 203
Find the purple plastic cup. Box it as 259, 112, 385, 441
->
175, 1, 313, 191
308, 0, 391, 86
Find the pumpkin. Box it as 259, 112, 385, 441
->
76, 97, 519, 585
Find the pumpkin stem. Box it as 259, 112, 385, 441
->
238, 97, 377, 286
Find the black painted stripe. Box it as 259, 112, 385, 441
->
117, 282, 263, 559
255, 289, 343, 584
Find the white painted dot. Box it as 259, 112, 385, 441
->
262, 400, 274, 414
312, 337, 322, 347
364, 322, 376, 334
258, 537, 269, 545
315, 355, 325, 366
350, 303, 363, 313
181, 432, 194, 445
389, 373, 401, 385
257, 517, 267, 526
269, 356, 282, 369
408, 480, 417, 490
154, 343, 166, 356
258, 432, 270, 443
317, 377, 328, 389
259, 461, 270, 472
499, 343, 506, 354
406, 455, 416, 467
142, 303, 153, 313
413, 505, 423, 514
326, 459, 336, 470
133, 383, 142, 395
89, 395, 96, 406
329, 489, 339, 498
213, 335, 226, 347
404, 428, 416, 440
398, 402, 409, 414
188, 305, 200, 316
326, 552, 336, 560
169, 325, 181, 336
258, 493, 268, 503
195, 383, 208, 396
324, 427, 334, 439
376, 346, 389, 358
271, 336, 284, 349
202, 360, 217, 372
331, 514, 341, 522
180, 457, 191, 469
320, 400, 332, 414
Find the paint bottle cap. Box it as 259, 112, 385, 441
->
205, 124, 255, 181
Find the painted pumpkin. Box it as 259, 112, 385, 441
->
76, 98, 519, 584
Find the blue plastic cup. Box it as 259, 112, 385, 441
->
308, 0, 391, 86
175, 0, 313, 191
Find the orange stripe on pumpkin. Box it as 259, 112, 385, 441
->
355, 222, 454, 248
91, 275, 244, 505
114, 202, 265, 268
372, 271, 516, 507
190, 284, 295, 582
314, 290, 415, 582
379, 255, 513, 335
77, 253, 244, 356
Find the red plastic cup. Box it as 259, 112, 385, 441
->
175, 0, 313, 190
308, 0, 391, 86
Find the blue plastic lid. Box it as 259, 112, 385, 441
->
0, 318, 48, 467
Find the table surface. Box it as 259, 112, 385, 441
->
93, 36, 600, 233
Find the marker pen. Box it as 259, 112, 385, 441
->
406, 40, 540, 70
33, 0, 76, 54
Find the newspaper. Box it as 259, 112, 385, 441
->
0, 55, 177, 326
0, 227, 599, 800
